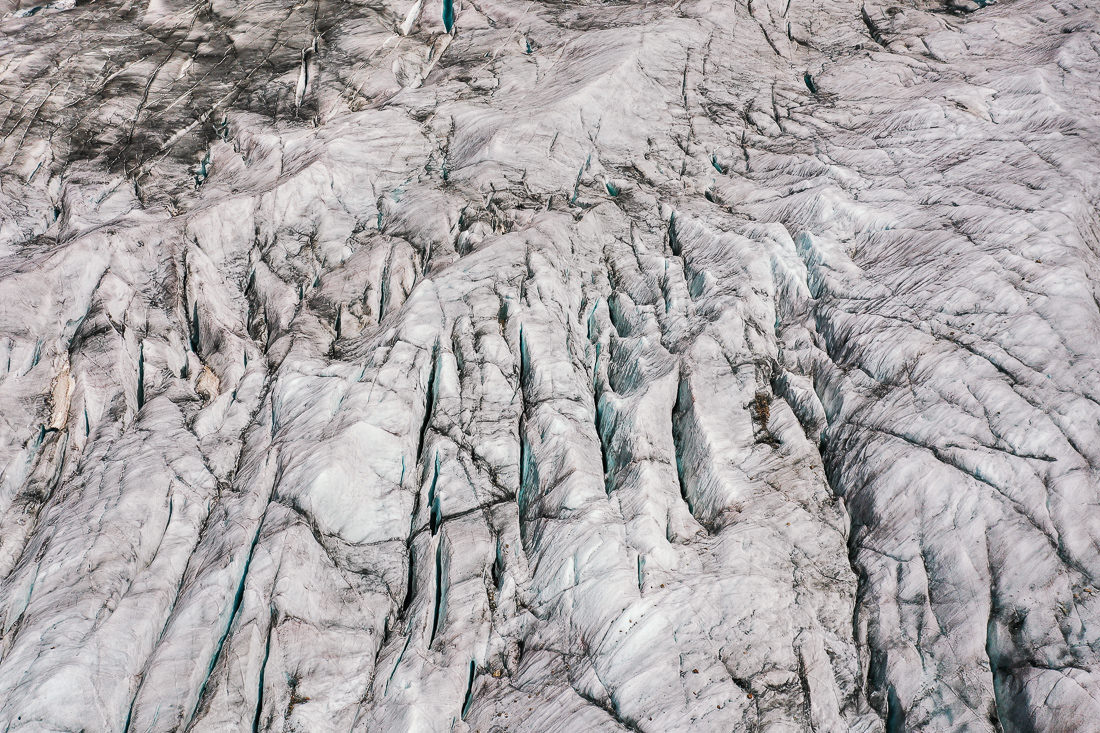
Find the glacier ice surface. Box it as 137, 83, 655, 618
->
0, 0, 1099, 729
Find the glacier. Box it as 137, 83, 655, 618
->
0, 0, 1098, 729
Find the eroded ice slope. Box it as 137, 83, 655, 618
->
0, 0, 1098, 729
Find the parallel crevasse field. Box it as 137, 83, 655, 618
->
0, 0, 1098, 729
